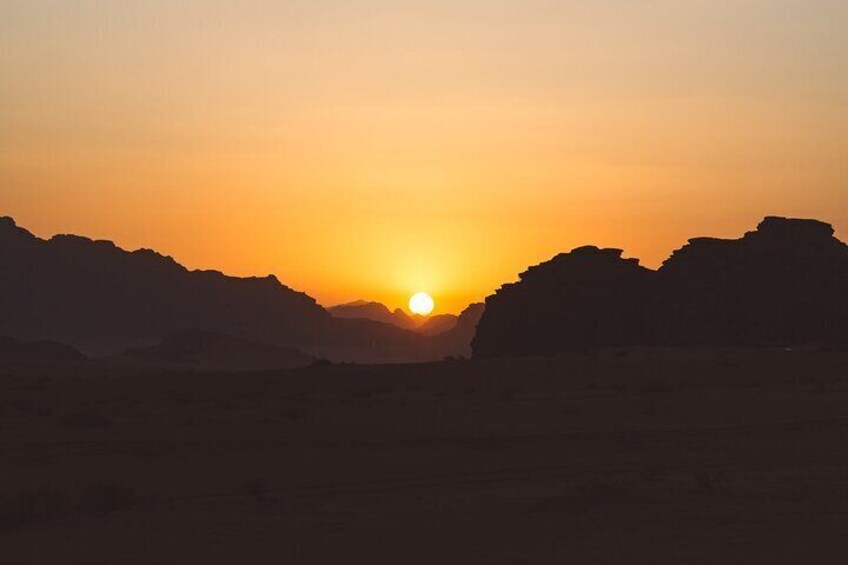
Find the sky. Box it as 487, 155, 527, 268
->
2, 0, 847, 314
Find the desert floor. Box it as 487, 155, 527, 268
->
2, 348, 848, 564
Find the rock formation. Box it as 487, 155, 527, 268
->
473, 217, 848, 357
473, 247, 655, 357
658, 216, 848, 345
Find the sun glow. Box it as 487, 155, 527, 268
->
409, 292, 435, 316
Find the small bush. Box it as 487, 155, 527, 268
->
534, 482, 632, 514
78, 483, 139, 512
239, 478, 268, 500
60, 411, 111, 429
0, 488, 71, 530
280, 407, 308, 421
692, 470, 725, 493
172, 391, 195, 405
443, 356, 468, 363
0, 483, 140, 530
13, 398, 33, 413
640, 380, 669, 393
500, 389, 518, 402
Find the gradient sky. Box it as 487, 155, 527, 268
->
2, 0, 847, 314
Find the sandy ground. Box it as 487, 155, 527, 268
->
2, 348, 848, 564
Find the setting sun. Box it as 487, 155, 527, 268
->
409, 292, 435, 316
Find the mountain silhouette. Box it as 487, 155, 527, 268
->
430, 302, 485, 357
0, 335, 86, 363
0, 217, 432, 362
473, 217, 848, 357
329, 300, 461, 336
121, 329, 313, 371
328, 300, 420, 330
416, 313, 459, 336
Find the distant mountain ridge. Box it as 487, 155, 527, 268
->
416, 314, 459, 336
0, 216, 433, 361
328, 300, 461, 335
430, 303, 485, 357
473, 217, 848, 357
328, 300, 423, 330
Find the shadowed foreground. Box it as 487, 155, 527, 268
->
2, 348, 848, 563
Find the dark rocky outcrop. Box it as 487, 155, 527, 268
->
658, 217, 848, 345
473, 247, 655, 357
473, 217, 848, 357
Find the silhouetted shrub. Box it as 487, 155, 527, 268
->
60, 411, 111, 429
13, 398, 33, 413
0, 488, 71, 530
78, 483, 139, 512
500, 389, 519, 402
640, 380, 669, 393
534, 482, 632, 514
693, 471, 714, 492
171, 391, 195, 405
280, 407, 308, 421
239, 478, 268, 500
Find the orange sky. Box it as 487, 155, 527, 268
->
2, 1, 847, 314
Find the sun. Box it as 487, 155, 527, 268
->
409, 292, 435, 316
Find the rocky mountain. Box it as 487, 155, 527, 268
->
0, 216, 427, 362
473, 217, 848, 357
